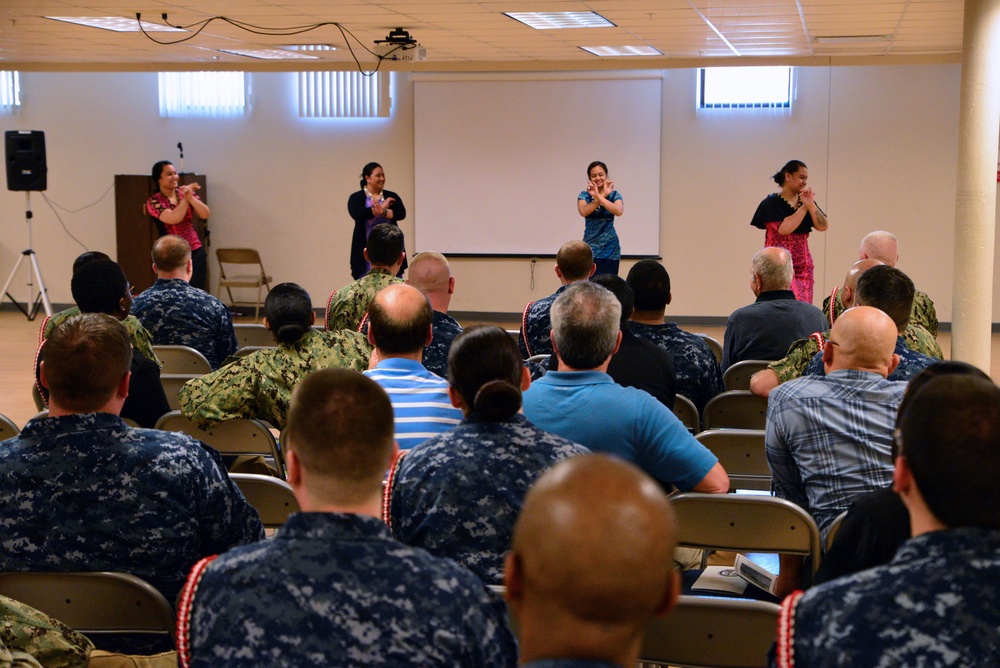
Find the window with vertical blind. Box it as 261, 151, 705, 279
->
298, 71, 390, 118
0, 71, 21, 114
698, 66, 792, 109
158, 71, 248, 118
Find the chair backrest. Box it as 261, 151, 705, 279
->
0, 571, 175, 638
154, 410, 285, 479
672, 394, 700, 433
825, 510, 849, 552
670, 493, 822, 575
0, 412, 19, 440
640, 596, 780, 668
526, 354, 550, 365
233, 323, 275, 348
702, 390, 768, 430
694, 429, 770, 492
160, 374, 199, 411
216, 248, 264, 272
695, 333, 723, 363
152, 345, 212, 375
230, 473, 300, 528
723, 360, 774, 391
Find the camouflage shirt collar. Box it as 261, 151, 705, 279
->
276, 512, 391, 543
21, 412, 128, 439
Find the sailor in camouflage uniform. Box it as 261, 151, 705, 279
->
387, 326, 589, 583
405, 251, 464, 377
506, 455, 681, 668
757, 265, 940, 393
180, 283, 370, 429
824, 283, 938, 338
131, 236, 237, 370
626, 260, 724, 413
2, 314, 264, 604
325, 223, 404, 332
518, 241, 595, 358
177, 368, 517, 668
772, 374, 1000, 668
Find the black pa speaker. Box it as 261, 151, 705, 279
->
5, 130, 47, 192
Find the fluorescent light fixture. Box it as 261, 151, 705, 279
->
217, 48, 319, 60
505, 12, 615, 30
814, 35, 891, 44
281, 44, 338, 52
45, 16, 185, 32
581, 45, 662, 57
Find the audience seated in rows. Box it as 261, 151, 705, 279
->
325, 223, 404, 332
722, 247, 826, 370
766, 306, 907, 597
131, 235, 238, 370
505, 454, 680, 668
177, 368, 517, 667
751, 263, 940, 397
404, 251, 463, 377
180, 283, 370, 429
626, 259, 725, 413
774, 372, 1000, 666
522, 281, 729, 493
518, 240, 595, 359
363, 283, 462, 450
37, 259, 170, 428
387, 325, 589, 583
5, 313, 263, 604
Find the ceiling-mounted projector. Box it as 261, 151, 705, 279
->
374, 28, 426, 61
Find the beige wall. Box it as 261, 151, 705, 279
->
0, 64, 987, 323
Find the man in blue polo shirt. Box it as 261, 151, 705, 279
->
522, 281, 728, 493
364, 283, 462, 450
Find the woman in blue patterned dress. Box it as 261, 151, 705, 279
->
577, 160, 624, 276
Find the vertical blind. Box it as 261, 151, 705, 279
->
159, 71, 247, 118
298, 71, 389, 118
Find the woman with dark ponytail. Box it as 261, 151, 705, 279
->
384, 325, 590, 583
347, 162, 407, 280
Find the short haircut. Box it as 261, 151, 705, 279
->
43, 313, 132, 412
855, 265, 914, 331
626, 259, 671, 312
591, 274, 633, 328
752, 248, 794, 292
264, 283, 314, 344
368, 287, 433, 355
72, 251, 111, 275
407, 252, 451, 294
71, 259, 128, 315
551, 281, 621, 370
151, 235, 192, 272
366, 223, 405, 267
556, 241, 594, 281
284, 368, 395, 505
893, 361, 992, 454
860, 231, 898, 264
897, 374, 1000, 529
447, 325, 523, 421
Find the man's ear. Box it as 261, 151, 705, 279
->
363, 248, 370, 264
892, 455, 913, 495
886, 353, 900, 377
424, 325, 433, 347
503, 552, 523, 602
588, 263, 596, 278
520, 365, 531, 392
309, 311, 316, 326
117, 371, 131, 400
367, 322, 377, 347
610, 329, 623, 356
654, 570, 681, 617
554, 264, 563, 280
447, 385, 465, 410
39, 360, 50, 390
286, 449, 302, 488
448, 276, 456, 295
665, 292, 672, 306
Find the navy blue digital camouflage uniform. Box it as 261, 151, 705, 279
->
422, 310, 464, 378
388, 413, 589, 583
178, 512, 518, 668
0, 413, 265, 604
629, 321, 725, 413
519, 285, 569, 359
773, 527, 1000, 667
526, 661, 623, 668
131, 277, 238, 370
801, 335, 938, 380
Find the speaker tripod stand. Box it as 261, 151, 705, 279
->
2, 192, 52, 321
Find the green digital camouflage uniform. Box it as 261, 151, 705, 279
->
0, 595, 93, 668
324, 268, 402, 332
179, 328, 371, 429
42, 308, 161, 367
822, 287, 939, 337
768, 324, 943, 383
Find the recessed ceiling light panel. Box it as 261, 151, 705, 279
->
581, 45, 662, 57
505, 12, 615, 30
45, 16, 185, 33
281, 44, 338, 52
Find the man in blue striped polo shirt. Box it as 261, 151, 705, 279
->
364, 283, 462, 450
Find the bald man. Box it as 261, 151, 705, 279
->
822, 231, 938, 336
766, 306, 909, 597
721, 247, 826, 371
518, 240, 596, 359
405, 251, 463, 377
363, 283, 462, 449
505, 454, 679, 668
